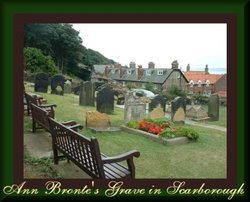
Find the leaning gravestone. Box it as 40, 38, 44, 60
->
51, 75, 65, 95
148, 104, 165, 119
64, 80, 72, 94
79, 81, 95, 106
149, 95, 167, 113
34, 72, 49, 93
171, 97, 186, 124
208, 94, 219, 121
124, 92, 146, 124
96, 86, 114, 114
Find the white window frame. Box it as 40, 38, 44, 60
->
197, 80, 202, 87
146, 70, 151, 76
127, 70, 132, 75
205, 80, 210, 87
189, 80, 194, 88
157, 70, 163, 75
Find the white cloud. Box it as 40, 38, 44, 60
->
72, 23, 227, 73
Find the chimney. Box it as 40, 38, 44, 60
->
129, 62, 136, 68
148, 62, 155, 69
120, 67, 126, 78
114, 63, 121, 69
205, 64, 209, 74
186, 64, 190, 72
104, 66, 109, 77
171, 60, 179, 69
138, 65, 144, 80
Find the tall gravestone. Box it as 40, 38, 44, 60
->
34, 72, 49, 93
79, 81, 95, 106
51, 75, 65, 95
124, 92, 146, 124
149, 95, 167, 113
171, 97, 186, 124
208, 94, 219, 121
96, 86, 114, 114
64, 80, 72, 94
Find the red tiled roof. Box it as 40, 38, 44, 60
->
184, 71, 223, 84
216, 91, 227, 98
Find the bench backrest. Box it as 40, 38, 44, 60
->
48, 117, 105, 178
30, 103, 50, 131
25, 92, 41, 106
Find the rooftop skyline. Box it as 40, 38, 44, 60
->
72, 23, 227, 74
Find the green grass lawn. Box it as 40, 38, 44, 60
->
24, 85, 227, 179
201, 104, 227, 127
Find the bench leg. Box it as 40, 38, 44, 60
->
53, 147, 59, 165
32, 120, 36, 133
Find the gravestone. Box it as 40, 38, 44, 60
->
51, 75, 65, 95
149, 95, 167, 113
34, 72, 49, 93
86, 111, 110, 129
79, 81, 95, 106
124, 92, 146, 124
148, 104, 165, 119
208, 94, 219, 121
186, 105, 209, 121
64, 80, 72, 94
171, 97, 186, 124
96, 86, 114, 114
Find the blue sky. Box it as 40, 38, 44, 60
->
72, 23, 227, 74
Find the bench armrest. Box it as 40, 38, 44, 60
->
68, 124, 84, 131
102, 150, 140, 164
40, 104, 57, 108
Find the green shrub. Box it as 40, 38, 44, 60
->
127, 120, 139, 129
175, 127, 199, 140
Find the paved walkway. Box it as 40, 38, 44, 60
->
185, 119, 227, 132
24, 131, 91, 179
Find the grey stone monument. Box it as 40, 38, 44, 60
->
34, 72, 49, 93
79, 81, 95, 106
208, 94, 219, 121
64, 80, 72, 94
124, 92, 146, 125
96, 86, 114, 114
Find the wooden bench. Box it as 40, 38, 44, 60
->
48, 117, 140, 179
30, 103, 83, 133
25, 92, 56, 118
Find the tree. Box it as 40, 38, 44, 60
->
163, 85, 187, 100
24, 47, 58, 76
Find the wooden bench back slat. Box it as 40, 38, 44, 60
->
48, 117, 103, 178
30, 103, 50, 132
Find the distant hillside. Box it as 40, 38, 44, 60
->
86, 49, 116, 66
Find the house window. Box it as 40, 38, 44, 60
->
146, 70, 151, 76
206, 80, 210, 87
127, 70, 131, 75
122, 81, 126, 86
197, 80, 202, 87
157, 70, 163, 75
111, 69, 115, 74
189, 80, 194, 88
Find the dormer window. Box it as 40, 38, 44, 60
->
189, 80, 194, 87
197, 80, 202, 87
127, 70, 131, 75
146, 70, 151, 76
205, 80, 210, 87
157, 70, 163, 75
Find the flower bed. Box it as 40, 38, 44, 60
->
124, 118, 199, 145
